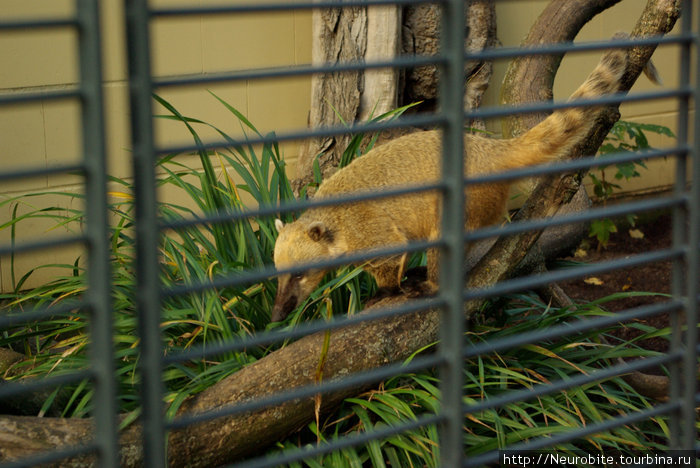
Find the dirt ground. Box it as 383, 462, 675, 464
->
556, 212, 679, 353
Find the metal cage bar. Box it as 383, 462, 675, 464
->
122, 0, 699, 465
680, 0, 700, 450
123, 0, 168, 466
437, 1, 466, 465
0, 1, 120, 467
77, 1, 120, 465
0, 0, 695, 466
668, 0, 696, 450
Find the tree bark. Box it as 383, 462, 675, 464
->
0, 1, 681, 466
359, 5, 401, 122
295, 0, 497, 191
295, 5, 366, 189
401, 0, 496, 130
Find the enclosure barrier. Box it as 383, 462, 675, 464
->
0, 0, 698, 467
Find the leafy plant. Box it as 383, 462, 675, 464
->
273, 292, 673, 467
0, 93, 405, 421
588, 120, 675, 247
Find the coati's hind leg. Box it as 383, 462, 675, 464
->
421, 223, 440, 297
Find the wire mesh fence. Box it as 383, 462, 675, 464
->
0, 0, 698, 467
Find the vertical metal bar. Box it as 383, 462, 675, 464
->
77, 0, 120, 465
668, 0, 692, 449
123, 1, 167, 465
681, 0, 700, 450
438, 0, 465, 465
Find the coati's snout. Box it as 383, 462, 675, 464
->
271, 273, 301, 322
271, 219, 335, 322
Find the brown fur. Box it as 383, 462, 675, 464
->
271, 47, 627, 322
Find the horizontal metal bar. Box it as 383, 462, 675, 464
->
0, 442, 98, 468
152, 0, 445, 17
468, 88, 691, 121
167, 352, 445, 431
464, 351, 681, 416
160, 147, 684, 245
161, 145, 683, 233
463, 300, 683, 359
155, 112, 446, 156
162, 181, 443, 232
464, 248, 685, 302
153, 35, 689, 90
464, 400, 680, 467
0, 301, 88, 329
466, 146, 687, 186
0, 163, 85, 183
0, 234, 87, 257
0, 88, 81, 105
155, 54, 445, 88
163, 295, 443, 364
235, 412, 444, 468
470, 33, 692, 62
467, 195, 686, 243
156, 88, 684, 160
162, 237, 443, 298
0, 18, 78, 31
0, 369, 93, 400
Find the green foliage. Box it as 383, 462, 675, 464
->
588, 120, 675, 247
0, 99, 679, 464
0, 93, 396, 420
272, 292, 673, 467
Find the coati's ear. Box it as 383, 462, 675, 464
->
274, 219, 285, 232
307, 221, 330, 242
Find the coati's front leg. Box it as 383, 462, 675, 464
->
366, 253, 408, 295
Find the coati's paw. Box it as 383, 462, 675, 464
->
405, 280, 438, 298
367, 286, 403, 307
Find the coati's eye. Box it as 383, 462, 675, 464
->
292, 273, 303, 281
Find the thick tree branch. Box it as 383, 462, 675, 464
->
468, 0, 681, 313
500, 0, 623, 138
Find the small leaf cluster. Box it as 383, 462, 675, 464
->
588, 120, 674, 247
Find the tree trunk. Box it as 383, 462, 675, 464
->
359, 5, 402, 122
0, 1, 680, 466
295, 0, 497, 191
295, 5, 366, 190
401, 0, 496, 130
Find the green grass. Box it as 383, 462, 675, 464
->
0, 95, 685, 464
274, 292, 673, 467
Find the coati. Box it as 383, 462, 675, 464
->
271, 45, 627, 322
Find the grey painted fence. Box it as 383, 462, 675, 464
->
0, 1, 697, 467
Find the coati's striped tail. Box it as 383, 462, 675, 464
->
504, 40, 628, 169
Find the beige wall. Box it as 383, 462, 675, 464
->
486, 0, 689, 200
0, 1, 691, 290
0, 1, 312, 290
